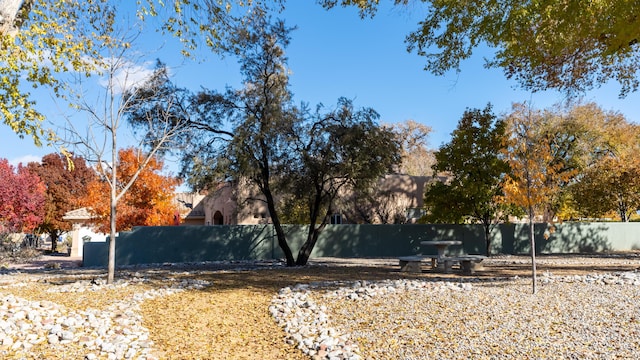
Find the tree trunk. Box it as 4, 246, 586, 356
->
482, 221, 491, 256
0, 0, 24, 34
296, 223, 326, 266
108, 185, 116, 284
263, 188, 295, 266
619, 201, 629, 222
107, 209, 116, 284
48, 230, 58, 253
529, 205, 537, 294
273, 220, 294, 266
108, 132, 117, 284
296, 191, 327, 266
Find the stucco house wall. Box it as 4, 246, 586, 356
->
185, 174, 432, 226
64, 174, 432, 258
62, 207, 107, 257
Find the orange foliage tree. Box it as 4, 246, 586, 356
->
84, 148, 181, 232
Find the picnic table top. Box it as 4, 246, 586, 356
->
420, 240, 462, 246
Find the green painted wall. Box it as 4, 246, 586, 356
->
82, 222, 640, 267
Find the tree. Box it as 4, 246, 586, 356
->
2, 0, 277, 281
27, 153, 96, 252
206, 14, 299, 266
321, 0, 640, 96
502, 103, 596, 222
573, 156, 640, 222
1, 0, 106, 145
0, 158, 45, 236
502, 102, 630, 293
390, 120, 435, 176
534, 117, 581, 222
171, 13, 399, 266
422, 105, 510, 255
290, 99, 401, 265
570, 110, 640, 221
55, 13, 193, 284
83, 147, 180, 232
503, 103, 551, 294
0, 0, 267, 145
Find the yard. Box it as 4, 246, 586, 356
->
0, 253, 639, 359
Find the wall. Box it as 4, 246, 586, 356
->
82, 222, 640, 267
71, 226, 107, 257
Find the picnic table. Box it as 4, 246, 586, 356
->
399, 240, 485, 274
398, 240, 461, 272
420, 240, 462, 261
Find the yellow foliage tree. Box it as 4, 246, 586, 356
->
502, 103, 572, 294
503, 105, 573, 219
1, 0, 106, 145
503, 104, 543, 293
570, 117, 640, 221
1, 0, 270, 146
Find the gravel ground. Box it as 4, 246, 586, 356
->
313, 275, 640, 359
0, 253, 638, 359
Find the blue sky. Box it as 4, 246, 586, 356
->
3, 1, 639, 170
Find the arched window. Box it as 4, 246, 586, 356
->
213, 211, 224, 225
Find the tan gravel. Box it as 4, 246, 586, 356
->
0, 253, 638, 359
317, 278, 640, 359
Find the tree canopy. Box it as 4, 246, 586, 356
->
390, 120, 434, 176
0, 0, 110, 145
321, 0, 640, 96
290, 98, 401, 265
129, 12, 402, 266
501, 102, 631, 222
504, 104, 562, 219
568, 106, 640, 221
84, 147, 180, 232
0, 158, 45, 234
572, 155, 640, 222
0, 0, 274, 146
27, 153, 96, 252
423, 105, 510, 255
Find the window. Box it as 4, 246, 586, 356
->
406, 208, 426, 220
330, 214, 343, 224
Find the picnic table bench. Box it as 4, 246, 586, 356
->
398, 255, 438, 272
398, 254, 486, 275
442, 255, 487, 275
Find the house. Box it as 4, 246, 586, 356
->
64, 174, 433, 257
179, 174, 432, 225
173, 179, 276, 225
62, 207, 107, 257
174, 192, 207, 225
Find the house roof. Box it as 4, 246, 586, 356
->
174, 192, 206, 218
63, 207, 95, 221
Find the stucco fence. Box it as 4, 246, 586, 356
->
82, 222, 640, 267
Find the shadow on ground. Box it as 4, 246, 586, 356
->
6, 253, 640, 293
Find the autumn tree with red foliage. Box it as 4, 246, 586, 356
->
84, 148, 180, 233
28, 154, 96, 252
0, 159, 46, 236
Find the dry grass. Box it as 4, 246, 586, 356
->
0, 254, 639, 359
